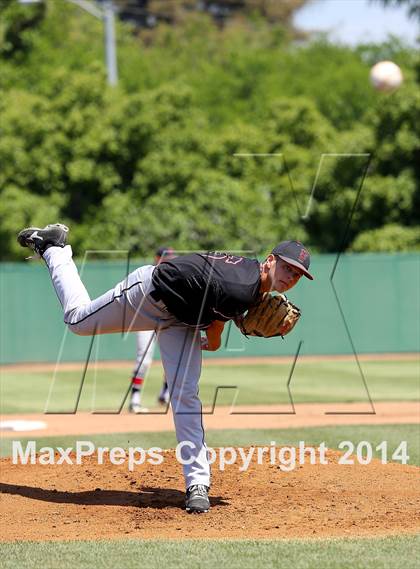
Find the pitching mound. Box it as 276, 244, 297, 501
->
1, 448, 419, 541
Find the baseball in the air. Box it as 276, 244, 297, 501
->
370, 60, 403, 92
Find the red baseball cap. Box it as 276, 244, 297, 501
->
271, 240, 314, 280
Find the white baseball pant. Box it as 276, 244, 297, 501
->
133, 330, 155, 379
43, 245, 210, 489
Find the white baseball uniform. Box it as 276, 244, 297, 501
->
133, 330, 155, 379
43, 245, 209, 489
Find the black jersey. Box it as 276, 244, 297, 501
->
151, 253, 261, 327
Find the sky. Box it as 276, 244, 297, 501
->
293, 0, 419, 46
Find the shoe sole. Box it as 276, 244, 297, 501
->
185, 507, 209, 514
17, 228, 39, 247
17, 224, 69, 248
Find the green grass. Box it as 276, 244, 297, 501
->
1, 535, 419, 569
2, 424, 419, 465
1, 360, 418, 414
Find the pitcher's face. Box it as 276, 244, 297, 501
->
269, 257, 303, 293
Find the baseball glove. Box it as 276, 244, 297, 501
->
236, 293, 301, 338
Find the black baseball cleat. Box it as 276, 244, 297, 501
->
17, 223, 69, 257
185, 484, 210, 513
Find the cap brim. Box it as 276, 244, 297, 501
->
277, 255, 314, 280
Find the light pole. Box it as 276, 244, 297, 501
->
18, 0, 118, 86
102, 1, 118, 86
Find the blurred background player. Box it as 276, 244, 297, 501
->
129, 246, 175, 414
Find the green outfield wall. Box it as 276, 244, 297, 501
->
0, 253, 419, 364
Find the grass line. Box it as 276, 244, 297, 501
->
1, 360, 419, 414
1, 535, 420, 569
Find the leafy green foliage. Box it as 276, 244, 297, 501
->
0, 0, 46, 58
0, 0, 418, 259
351, 224, 420, 252
371, 0, 420, 19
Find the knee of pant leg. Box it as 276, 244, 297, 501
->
67, 322, 94, 336
171, 385, 200, 410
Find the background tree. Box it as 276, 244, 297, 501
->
114, 0, 309, 30
0, 0, 46, 58
371, 0, 420, 20
0, 0, 418, 259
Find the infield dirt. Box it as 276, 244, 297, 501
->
1, 448, 419, 542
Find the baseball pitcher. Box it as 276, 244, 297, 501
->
17, 223, 313, 513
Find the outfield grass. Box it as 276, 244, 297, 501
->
1, 360, 418, 414
2, 424, 419, 465
1, 535, 419, 569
